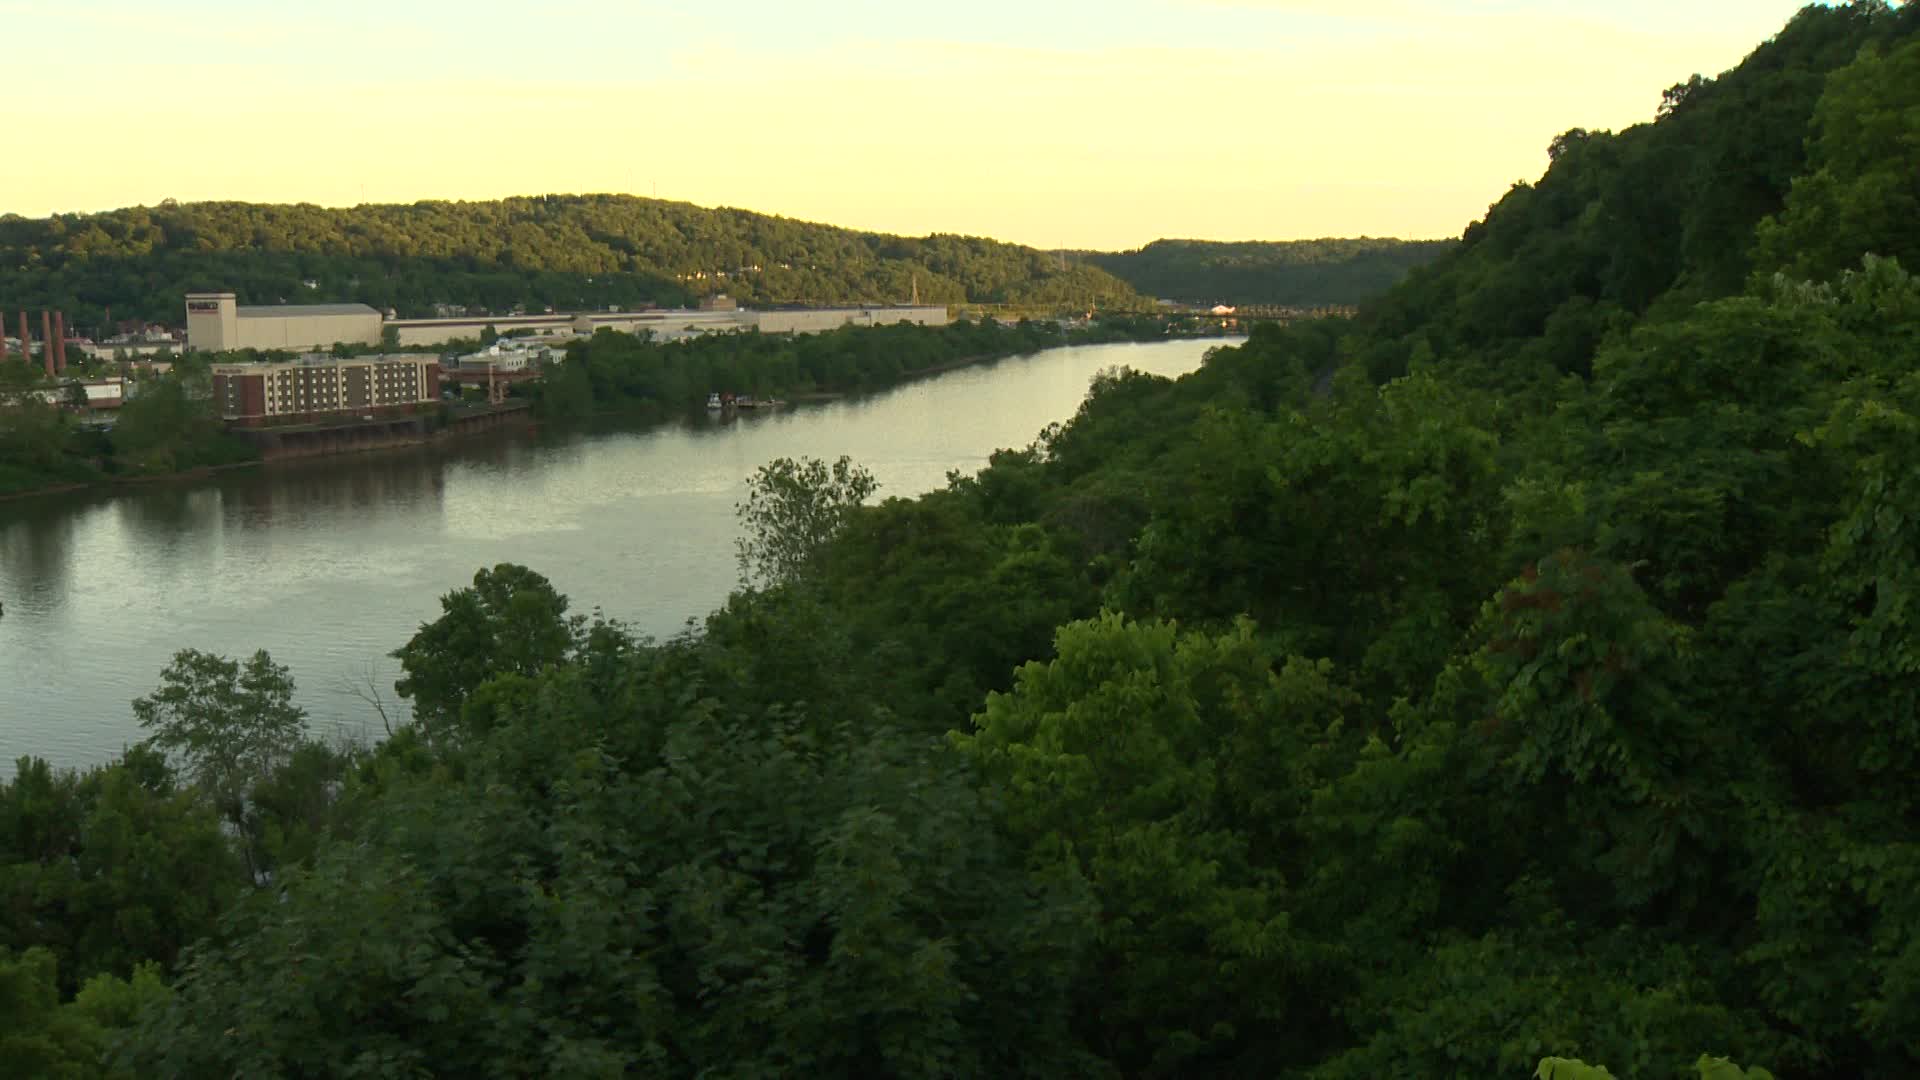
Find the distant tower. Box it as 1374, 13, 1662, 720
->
911, 273, 920, 306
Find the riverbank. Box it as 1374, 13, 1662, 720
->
0, 404, 539, 501
540, 317, 1224, 423
0, 459, 265, 503
2, 321, 1218, 502
3, 336, 1223, 775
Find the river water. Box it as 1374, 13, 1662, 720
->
1, 338, 1226, 771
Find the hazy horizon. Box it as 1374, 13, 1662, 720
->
11, 0, 1833, 249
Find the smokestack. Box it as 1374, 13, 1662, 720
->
53, 311, 66, 373
41, 311, 53, 377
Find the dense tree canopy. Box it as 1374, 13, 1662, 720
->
0, 195, 1147, 331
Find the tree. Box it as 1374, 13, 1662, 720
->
1754, 36, 1920, 282
955, 612, 1352, 1074
734, 455, 878, 588
125, 642, 1100, 1078
132, 649, 307, 878
391, 563, 579, 741
0, 948, 111, 1079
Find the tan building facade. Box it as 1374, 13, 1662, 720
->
750, 305, 950, 334
210, 355, 441, 424
186, 293, 383, 352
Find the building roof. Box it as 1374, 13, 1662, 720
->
236, 303, 381, 318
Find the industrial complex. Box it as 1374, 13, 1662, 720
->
184, 292, 949, 352
2, 290, 956, 455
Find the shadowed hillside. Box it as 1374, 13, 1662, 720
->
1082, 236, 1454, 306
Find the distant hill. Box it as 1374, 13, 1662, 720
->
0, 195, 1147, 333
1079, 237, 1454, 307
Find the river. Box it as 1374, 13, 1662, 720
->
0, 337, 1228, 771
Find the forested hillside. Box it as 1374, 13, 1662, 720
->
1082, 236, 1454, 305
1351, 0, 1917, 386
0, 195, 1145, 330
6, 2, 1920, 1077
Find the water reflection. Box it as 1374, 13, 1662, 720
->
216, 454, 450, 533
114, 487, 225, 548
1, 339, 1226, 771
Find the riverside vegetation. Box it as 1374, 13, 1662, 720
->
5, 2, 1920, 1076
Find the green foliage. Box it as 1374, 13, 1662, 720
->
13, 6, 1920, 1075
0, 194, 1146, 329
0, 947, 112, 1079
956, 612, 1352, 1073
391, 563, 582, 742
1755, 34, 1920, 281
1350, 0, 1910, 383
126, 637, 1101, 1078
108, 371, 252, 473
1535, 1055, 1774, 1080
735, 455, 878, 589
132, 648, 309, 880
1539, 1061, 1619, 1080
0, 751, 229, 1010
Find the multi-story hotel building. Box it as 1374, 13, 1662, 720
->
210, 355, 441, 425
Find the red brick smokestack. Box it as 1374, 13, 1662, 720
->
53, 311, 66, 372
41, 310, 53, 377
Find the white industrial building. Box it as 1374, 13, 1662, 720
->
188, 293, 949, 353
452, 340, 555, 372
186, 293, 383, 352
753, 305, 947, 334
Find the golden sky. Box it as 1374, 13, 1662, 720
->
8, 0, 1833, 249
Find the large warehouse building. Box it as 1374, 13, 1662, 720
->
186, 292, 382, 352
187, 293, 949, 352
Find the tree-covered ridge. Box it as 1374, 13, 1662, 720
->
1351, 0, 1920, 386
0, 194, 1146, 329
1080, 236, 1454, 306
